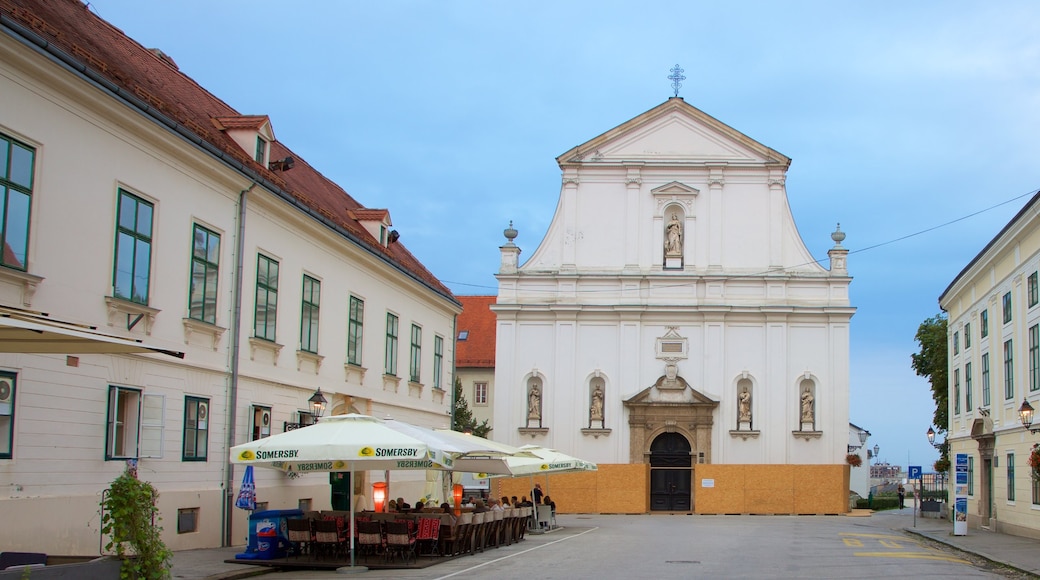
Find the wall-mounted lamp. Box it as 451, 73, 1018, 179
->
1019, 399, 1040, 434
308, 387, 327, 420
269, 156, 295, 172
388, 230, 400, 244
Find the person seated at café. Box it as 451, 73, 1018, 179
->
412, 500, 426, 513
387, 499, 398, 513
511, 496, 519, 507
489, 498, 504, 512
500, 496, 511, 508
543, 495, 556, 512
396, 497, 411, 510
472, 499, 488, 513
463, 496, 475, 508
440, 502, 457, 526
518, 496, 532, 507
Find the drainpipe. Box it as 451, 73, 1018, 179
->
222, 182, 255, 546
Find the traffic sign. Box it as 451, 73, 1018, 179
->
908, 465, 922, 479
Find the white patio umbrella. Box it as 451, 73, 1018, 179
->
488, 445, 598, 531
230, 414, 460, 571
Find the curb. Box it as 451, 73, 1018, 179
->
204, 568, 277, 580
903, 528, 1037, 578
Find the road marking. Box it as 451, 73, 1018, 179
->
854, 551, 971, 564
432, 527, 599, 580
842, 538, 863, 547
839, 532, 917, 541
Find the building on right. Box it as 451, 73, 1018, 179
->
940, 190, 1040, 539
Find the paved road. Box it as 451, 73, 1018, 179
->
244, 513, 1019, 579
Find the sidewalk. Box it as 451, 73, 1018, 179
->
874, 507, 1040, 577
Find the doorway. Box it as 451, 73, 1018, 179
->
981, 458, 992, 526
330, 472, 351, 511
649, 432, 692, 511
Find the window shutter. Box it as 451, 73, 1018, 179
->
139, 393, 165, 458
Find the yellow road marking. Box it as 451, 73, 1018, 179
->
878, 539, 903, 549
839, 532, 916, 540
842, 538, 863, 547
854, 552, 970, 564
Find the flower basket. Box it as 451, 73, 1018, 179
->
846, 453, 862, 467
1029, 443, 1040, 482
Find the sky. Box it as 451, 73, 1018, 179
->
87, 1, 1040, 471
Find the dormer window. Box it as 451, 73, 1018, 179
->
255, 136, 267, 163
347, 208, 393, 247
380, 226, 386, 245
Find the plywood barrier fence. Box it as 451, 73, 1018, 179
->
492, 463, 849, 515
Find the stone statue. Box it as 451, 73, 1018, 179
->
738, 388, 751, 423
665, 213, 683, 256
528, 384, 541, 421
590, 386, 604, 422
801, 387, 814, 423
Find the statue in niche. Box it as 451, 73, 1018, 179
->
665, 213, 683, 256
527, 384, 542, 424
801, 387, 814, 424
590, 386, 604, 423
738, 387, 751, 423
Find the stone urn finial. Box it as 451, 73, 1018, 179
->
831, 223, 845, 248
504, 221, 518, 244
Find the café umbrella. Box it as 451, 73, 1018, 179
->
230, 414, 461, 570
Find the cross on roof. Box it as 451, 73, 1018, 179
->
668, 64, 686, 98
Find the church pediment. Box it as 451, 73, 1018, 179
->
557, 98, 790, 168
624, 377, 718, 407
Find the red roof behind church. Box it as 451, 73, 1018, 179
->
456, 296, 496, 368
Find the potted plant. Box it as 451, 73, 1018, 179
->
846, 453, 862, 467
101, 464, 172, 579
1029, 443, 1040, 482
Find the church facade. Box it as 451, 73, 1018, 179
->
492, 98, 855, 513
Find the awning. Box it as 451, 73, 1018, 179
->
0, 306, 184, 358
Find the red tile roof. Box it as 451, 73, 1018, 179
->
456, 296, 496, 368
1, 0, 455, 303
212, 116, 270, 131
347, 209, 391, 223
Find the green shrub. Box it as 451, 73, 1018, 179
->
101, 469, 172, 579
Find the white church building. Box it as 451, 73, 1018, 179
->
492, 98, 855, 514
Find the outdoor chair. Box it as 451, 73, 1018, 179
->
454, 512, 473, 556
415, 517, 441, 556
285, 518, 313, 558
384, 521, 417, 564
312, 519, 342, 560
470, 511, 488, 553
356, 521, 384, 563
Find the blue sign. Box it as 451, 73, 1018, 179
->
908, 465, 922, 479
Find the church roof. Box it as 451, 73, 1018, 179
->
556, 97, 791, 169
456, 296, 496, 368
1, 0, 455, 303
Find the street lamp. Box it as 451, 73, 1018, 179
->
873, 444, 880, 465
1019, 399, 1040, 434
927, 426, 937, 447
309, 387, 328, 420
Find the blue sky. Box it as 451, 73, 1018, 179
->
89, 1, 1040, 470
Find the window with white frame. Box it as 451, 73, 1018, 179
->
981, 309, 989, 338
1030, 272, 1039, 308
965, 322, 972, 349
953, 331, 959, 355
106, 386, 142, 459
474, 382, 488, 405
1003, 292, 1013, 324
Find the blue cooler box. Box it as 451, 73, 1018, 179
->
235, 509, 303, 560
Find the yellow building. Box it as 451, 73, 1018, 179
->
940, 191, 1040, 539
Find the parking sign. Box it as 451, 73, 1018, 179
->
908, 465, 922, 479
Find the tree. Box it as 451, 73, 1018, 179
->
911, 313, 949, 470
452, 377, 491, 437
